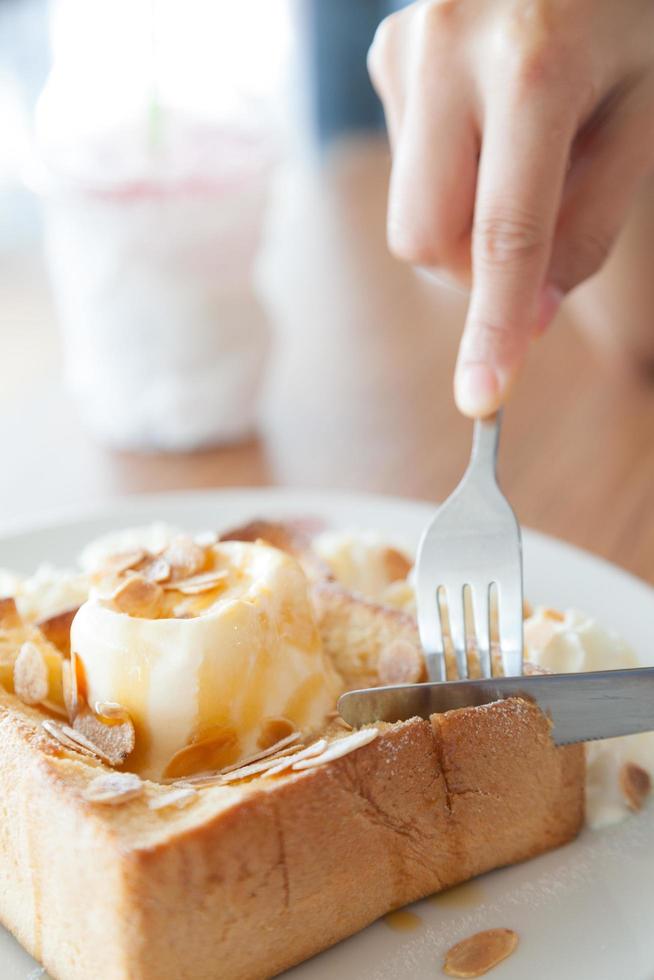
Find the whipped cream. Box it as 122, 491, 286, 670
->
0, 564, 89, 623
525, 608, 654, 828
313, 530, 414, 609
71, 540, 341, 779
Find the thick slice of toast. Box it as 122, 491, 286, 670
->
0, 687, 583, 980
0, 523, 585, 979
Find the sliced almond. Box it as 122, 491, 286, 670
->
383, 547, 413, 583
257, 716, 297, 749
37, 607, 79, 657
263, 739, 329, 777
218, 731, 302, 774
13, 642, 49, 705
111, 576, 163, 618
180, 740, 305, 788
148, 786, 198, 811
444, 928, 519, 977
542, 608, 565, 622
64, 652, 88, 721
620, 762, 651, 812
378, 638, 423, 685
93, 701, 132, 724
83, 772, 143, 806
0, 597, 22, 629
217, 747, 308, 784
292, 728, 379, 770
164, 571, 228, 595
139, 557, 171, 583
330, 715, 353, 731
101, 549, 148, 575
178, 752, 298, 788
41, 719, 107, 762
164, 535, 208, 581
163, 726, 240, 780
73, 707, 135, 766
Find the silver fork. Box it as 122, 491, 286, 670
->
415, 411, 523, 682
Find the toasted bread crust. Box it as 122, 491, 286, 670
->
0, 687, 584, 980
0, 522, 586, 978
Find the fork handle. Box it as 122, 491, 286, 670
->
468, 410, 501, 478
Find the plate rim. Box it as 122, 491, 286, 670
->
0, 485, 651, 597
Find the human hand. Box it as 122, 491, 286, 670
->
368, 0, 654, 416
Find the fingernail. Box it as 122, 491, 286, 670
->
454, 364, 501, 418
534, 284, 564, 336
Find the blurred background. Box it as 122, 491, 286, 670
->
0, 0, 653, 580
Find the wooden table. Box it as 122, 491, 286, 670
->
1, 139, 653, 582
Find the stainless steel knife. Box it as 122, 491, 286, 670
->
337, 667, 654, 745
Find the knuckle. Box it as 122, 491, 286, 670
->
368, 12, 402, 84
513, 43, 558, 91
419, 0, 461, 34
473, 209, 546, 268
414, 0, 460, 73
498, 2, 580, 97
371, 11, 401, 53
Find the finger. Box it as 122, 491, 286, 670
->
367, 10, 411, 145
387, 89, 478, 276
454, 100, 576, 416
548, 80, 654, 294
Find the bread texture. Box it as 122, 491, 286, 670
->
0, 522, 586, 980
0, 688, 583, 980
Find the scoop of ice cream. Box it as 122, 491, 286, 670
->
71, 540, 342, 779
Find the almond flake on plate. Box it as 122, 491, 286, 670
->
620, 762, 651, 812
83, 772, 143, 805
263, 739, 329, 777
292, 728, 379, 770
443, 928, 519, 978
148, 786, 199, 811
13, 641, 49, 705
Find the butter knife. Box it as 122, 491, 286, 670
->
337, 667, 654, 744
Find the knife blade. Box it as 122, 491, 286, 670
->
337, 667, 654, 745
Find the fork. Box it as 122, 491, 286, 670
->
415, 411, 523, 682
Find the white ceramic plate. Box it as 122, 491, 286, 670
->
1, 488, 653, 980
